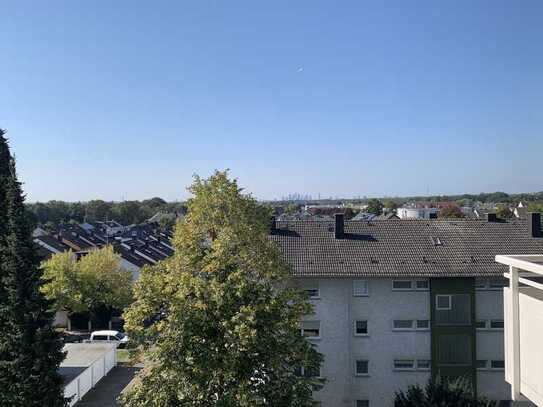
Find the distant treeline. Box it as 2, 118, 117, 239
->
26, 198, 186, 227
269, 191, 543, 206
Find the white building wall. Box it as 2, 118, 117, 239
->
300, 278, 431, 407
476, 288, 511, 401
299, 277, 516, 407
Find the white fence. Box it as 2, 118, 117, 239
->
63, 345, 117, 406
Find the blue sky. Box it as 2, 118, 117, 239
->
2, 1, 542, 202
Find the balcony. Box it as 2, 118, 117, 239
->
496, 255, 543, 407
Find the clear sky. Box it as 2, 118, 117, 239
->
2, 1, 542, 202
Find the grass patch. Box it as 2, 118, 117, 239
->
117, 349, 130, 363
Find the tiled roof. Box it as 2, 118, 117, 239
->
34, 235, 70, 253
270, 219, 543, 278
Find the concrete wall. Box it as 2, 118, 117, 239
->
298, 277, 515, 407
504, 287, 543, 407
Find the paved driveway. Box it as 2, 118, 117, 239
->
75, 365, 141, 407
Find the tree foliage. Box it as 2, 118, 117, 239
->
0, 130, 66, 406
438, 205, 465, 219
121, 171, 323, 407
527, 202, 543, 213
495, 205, 514, 219
27, 198, 185, 227
394, 376, 496, 407
366, 199, 384, 215
41, 246, 133, 322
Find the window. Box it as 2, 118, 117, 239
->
355, 360, 369, 375
301, 280, 320, 299
435, 294, 471, 325
475, 320, 487, 329
490, 320, 504, 330
417, 360, 431, 370
353, 280, 369, 297
295, 366, 321, 378
415, 280, 429, 290
356, 401, 369, 407
301, 280, 321, 299
355, 320, 368, 336
301, 321, 320, 339
436, 295, 452, 310
490, 360, 505, 369
393, 320, 414, 330
394, 360, 415, 370
416, 320, 430, 329
476, 360, 488, 369
92, 335, 108, 341
392, 280, 412, 290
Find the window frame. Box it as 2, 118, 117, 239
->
392, 319, 414, 331
435, 294, 452, 311
393, 359, 415, 371
354, 320, 369, 336
300, 321, 321, 340
392, 280, 413, 291
489, 319, 504, 330
415, 319, 430, 330
416, 359, 431, 370
475, 320, 487, 330
354, 360, 369, 376
415, 280, 430, 291
353, 280, 369, 297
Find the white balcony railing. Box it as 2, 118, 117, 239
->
496, 255, 543, 407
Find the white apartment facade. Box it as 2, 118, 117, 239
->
271, 213, 543, 407
296, 277, 511, 406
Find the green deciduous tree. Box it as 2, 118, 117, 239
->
366, 199, 384, 215
0, 130, 66, 406
438, 205, 465, 219
394, 377, 496, 407
121, 171, 324, 407
42, 246, 133, 327
527, 202, 543, 213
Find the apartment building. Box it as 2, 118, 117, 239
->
270, 214, 543, 407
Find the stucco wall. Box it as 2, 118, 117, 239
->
298, 277, 514, 407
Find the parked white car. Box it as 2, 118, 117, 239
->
88, 330, 129, 347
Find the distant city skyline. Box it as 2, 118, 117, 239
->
2, 1, 542, 202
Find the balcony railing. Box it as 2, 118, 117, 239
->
495, 254, 543, 407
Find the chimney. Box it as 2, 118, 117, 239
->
487, 213, 498, 223
528, 212, 542, 238
335, 213, 344, 239
270, 216, 277, 234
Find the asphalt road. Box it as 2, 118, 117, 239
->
75, 365, 141, 407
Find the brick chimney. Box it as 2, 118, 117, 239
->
335, 213, 344, 239
528, 212, 542, 238
487, 213, 498, 223
270, 216, 277, 234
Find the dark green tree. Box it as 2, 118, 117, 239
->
394, 376, 495, 407
366, 199, 384, 215
0, 130, 66, 406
